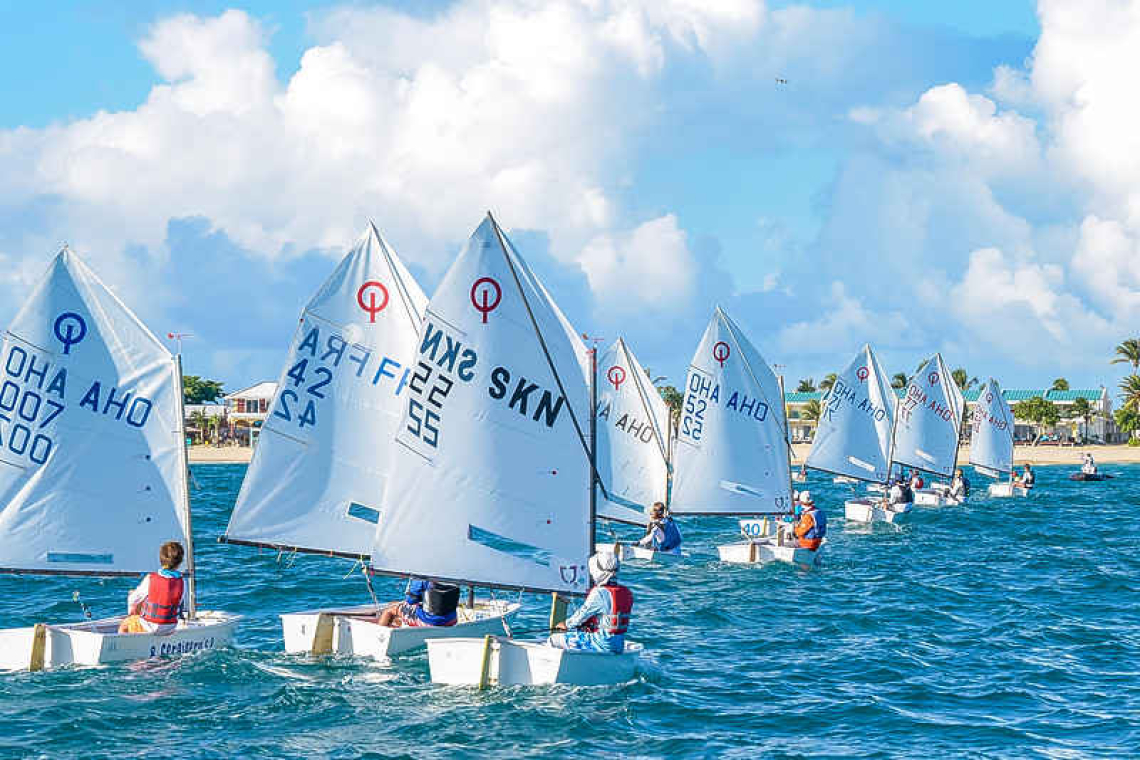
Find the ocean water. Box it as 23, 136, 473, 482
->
1, 463, 1137, 759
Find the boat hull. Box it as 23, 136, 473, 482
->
427, 636, 642, 686
717, 540, 819, 566
914, 488, 960, 507
844, 498, 911, 524
0, 611, 239, 671
988, 482, 1029, 498
280, 600, 520, 658
1069, 473, 1111, 482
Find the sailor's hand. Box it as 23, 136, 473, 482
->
552, 622, 567, 631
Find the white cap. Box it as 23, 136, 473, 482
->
588, 552, 619, 586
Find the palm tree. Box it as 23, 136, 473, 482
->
1120, 374, 1140, 413
1111, 339, 1140, 371
189, 409, 209, 444
657, 385, 684, 426
801, 399, 821, 422
891, 372, 908, 390
796, 378, 816, 393
951, 368, 978, 393
1051, 377, 1070, 392
1069, 397, 1092, 441
819, 373, 837, 392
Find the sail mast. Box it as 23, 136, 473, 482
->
173, 353, 197, 619
778, 372, 794, 513
589, 343, 598, 555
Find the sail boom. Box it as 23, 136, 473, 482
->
0, 567, 155, 578
217, 536, 370, 562
366, 564, 586, 599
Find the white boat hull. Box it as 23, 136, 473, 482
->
914, 488, 960, 507
600, 544, 684, 565
833, 476, 858, 485
988, 483, 1029, 498
717, 540, 819, 566
0, 611, 239, 671
427, 636, 642, 686
280, 600, 520, 658
844, 498, 911, 524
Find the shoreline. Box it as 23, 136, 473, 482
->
188, 443, 1140, 466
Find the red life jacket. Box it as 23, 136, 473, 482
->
579, 583, 633, 635
141, 572, 184, 625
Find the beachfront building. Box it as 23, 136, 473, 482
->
184, 403, 227, 444
783, 386, 1119, 444
224, 382, 276, 445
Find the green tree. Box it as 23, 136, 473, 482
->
891, 372, 908, 390
1111, 338, 1140, 371
819, 373, 837, 392
189, 409, 210, 444
1014, 396, 1060, 442
801, 399, 821, 422
183, 375, 225, 404
796, 378, 816, 393
1115, 406, 1140, 441
657, 385, 683, 425
1051, 377, 1070, 392
951, 368, 978, 392
1069, 397, 1093, 441
1120, 374, 1140, 412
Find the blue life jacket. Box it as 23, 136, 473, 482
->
654, 518, 682, 552
404, 578, 431, 605
804, 507, 827, 539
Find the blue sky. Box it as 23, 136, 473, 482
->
1, 0, 1137, 400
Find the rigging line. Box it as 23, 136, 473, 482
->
620, 339, 670, 466
489, 215, 610, 502
370, 220, 422, 333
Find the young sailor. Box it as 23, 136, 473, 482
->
377, 579, 460, 628
1015, 463, 1035, 488
1081, 453, 1097, 475
908, 469, 925, 491
636, 502, 683, 554
550, 553, 633, 654
948, 468, 970, 502
118, 541, 186, 635
793, 492, 827, 550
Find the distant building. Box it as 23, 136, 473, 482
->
224, 382, 277, 444
183, 403, 227, 444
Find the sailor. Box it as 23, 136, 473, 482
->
117, 541, 185, 635
908, 469, 925, 491
1081, 453, 1097, 475
948, 468, 970, 502
887, 477, 913, 509
637, 502, 682, 554
550, 553, 633, 654
377, 578, 460, 628
793, 492, 827, 550
1016, 463, 1035, 488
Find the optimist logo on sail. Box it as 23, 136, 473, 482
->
355, 281, 389, 323
53, 312, 87, 355
607, 366, 626, 391
470, 277, 502, 324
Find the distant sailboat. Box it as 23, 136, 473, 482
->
893, 353, 966, 506
374, 214, 640, 686
669, 308, 812, 565
0, 248, 238, 670
970, 379, 1021, 497
221, 224, 517, 658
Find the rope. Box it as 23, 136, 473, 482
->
362, 566, 381, 615
71, 591, 92, 620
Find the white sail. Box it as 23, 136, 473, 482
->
969, 378, 1013, 478
670, 308, 792, 515
0, 249, 187, 575
224, 224, 427, 558
595, 338, 669, 523
371, 215, 592, 595
805, 344, 896, 483
892, 353, 963, 478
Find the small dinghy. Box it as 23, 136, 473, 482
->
220, 224, 516, 657
603, 542, 685, 565
844, 497, 912, 524
1070, 472, 1113, 482
375, 215, 641, 687
969, 379, 1022, 499
0, 248, 238, 670
988, 482, 1030, 497
892, 353, 966, 507
718, 519, 820, 566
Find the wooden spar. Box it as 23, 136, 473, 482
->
548, 593, 568, 631
478, 635, 496, 690
778, 372, 794, 517
29, 623, 47, 671
173, 353, 198, 619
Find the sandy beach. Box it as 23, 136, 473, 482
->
189, 443, 1140, 466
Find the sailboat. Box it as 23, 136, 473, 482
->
0, 248, 238, 670
373, 214, 640, 686
220, 224, 518, 658
893, 353, 966, 506
595, 337, 677, 564
804, 346, 907, 525
970, 380, 1022, 497
669, 308, 808, 565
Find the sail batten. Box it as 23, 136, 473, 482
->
223, 225, 428, 557
670, 308, 792, 515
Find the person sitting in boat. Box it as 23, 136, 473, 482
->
377, 578, 460, 628
550, 553, 632, 654
1081, 453, 1097, 475
948, 469, 970, 502
637, 502, 682, 554
886, 477, 913, 510
908, 470, 925, 491
1015, 464, 1035, 488
792, 492, 826, 550
118, 541, 185, 635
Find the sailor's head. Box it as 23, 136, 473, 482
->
1025, 464, 1033, 470
159, 541, 184, 570
799, 491, 815, 508
955, 469, 964, 477
588, 552, 619, 586
650, 501, 666, 520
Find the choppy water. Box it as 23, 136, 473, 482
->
1, 463, 1138, 759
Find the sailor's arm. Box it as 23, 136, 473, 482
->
564, 587, 607, 629
126, 576, 149, 615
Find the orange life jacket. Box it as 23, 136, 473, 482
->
141, 572, 184, 625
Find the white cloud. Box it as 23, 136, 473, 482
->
577, 214, 697, 310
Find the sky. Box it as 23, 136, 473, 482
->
0, 0, 1137, 400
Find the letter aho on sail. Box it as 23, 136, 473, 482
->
670, 308, 792, 515
0, 249, 187, 575
224, 224, 427, 558
805, 344, 896, 484
372, 215, 592, 595
892, 353, 964, 478
595, 338, 670, 523
969, 378, 1014, 478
